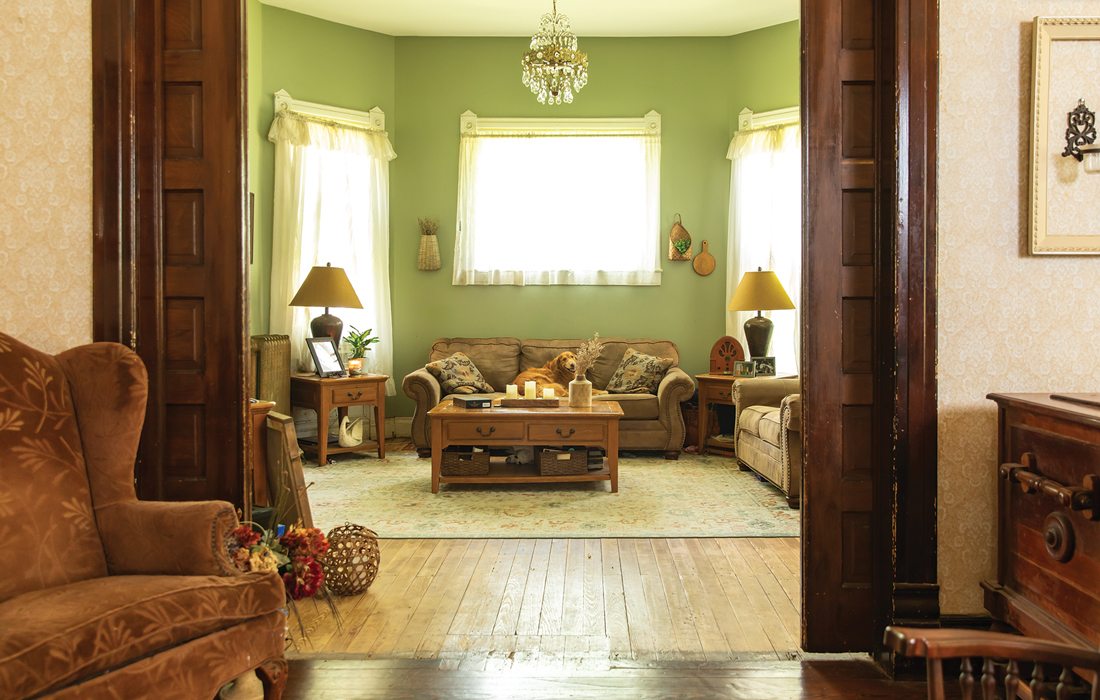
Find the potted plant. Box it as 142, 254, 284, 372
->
343, 326, 379, 374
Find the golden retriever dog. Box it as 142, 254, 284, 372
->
513, 351, 608, 397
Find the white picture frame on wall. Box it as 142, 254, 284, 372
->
1030, 17, 1100, 254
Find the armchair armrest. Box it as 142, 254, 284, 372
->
781, 394, 801, 433
733, 377, 800, 411
97, 500, 239, 576
403, 368, 442, 451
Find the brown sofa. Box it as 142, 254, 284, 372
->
0, 333, 287, 699
733, 377, 802, 508
403, 337, 696, 459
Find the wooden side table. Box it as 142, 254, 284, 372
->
290, 373, 388, 466
695, 373, 738, 456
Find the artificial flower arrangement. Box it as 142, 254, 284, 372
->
227, 522, 339, 642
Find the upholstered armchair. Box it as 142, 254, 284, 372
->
0, 334, 287, 699
733, 377, 802, 508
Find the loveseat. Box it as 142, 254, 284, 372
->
403, 337, 696, 459
733, 377, 802, 508
0, 333, 287, 699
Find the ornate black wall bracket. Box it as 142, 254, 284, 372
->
1063, 99, 1096, 161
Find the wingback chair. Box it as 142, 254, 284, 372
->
0, 334, 287, 699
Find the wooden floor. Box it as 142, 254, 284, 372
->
293, 537, 800, 662
285, 658, 931, 699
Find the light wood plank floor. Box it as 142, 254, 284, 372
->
293, 537, 800, 666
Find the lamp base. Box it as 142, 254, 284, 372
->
310, 313, 344, 345
743, 314, 774, 359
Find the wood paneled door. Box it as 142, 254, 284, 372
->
801, 0, 939, 652
92, 0, 248, 503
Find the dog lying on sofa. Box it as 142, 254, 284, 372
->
512, 351, 577, 396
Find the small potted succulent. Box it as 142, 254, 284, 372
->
343, 326, 379, 374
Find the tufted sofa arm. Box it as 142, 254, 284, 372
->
403, 368, 442, 454
97, 500, 240, 576
656, 367, 696, 453
781, 394, 801, 433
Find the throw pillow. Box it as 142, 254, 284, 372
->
426, 352, 495, 395
605, 348, 673, 394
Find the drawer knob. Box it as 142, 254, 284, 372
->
346, 390, 363, 399
556, 427, 576, 438
476, 425, 496, 436
1043, 512, 1075, 563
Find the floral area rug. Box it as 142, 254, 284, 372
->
304, 451, 799, 539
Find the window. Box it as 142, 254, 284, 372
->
454, 112, 662, 286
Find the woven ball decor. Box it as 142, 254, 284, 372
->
321, 523, 381, 596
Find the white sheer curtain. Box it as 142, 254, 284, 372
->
268, 111, 397, 396
725, 123, 802, 375
454, 124, 662, 286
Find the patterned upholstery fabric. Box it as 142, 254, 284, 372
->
605, 348, 674, 394
0, 332, 287, 699
0, 334, 108, 602
429, 338, 521, 391
0, 572, 284, 699
425, 352, 495, 394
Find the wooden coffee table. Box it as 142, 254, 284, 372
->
427, 399, 623, 493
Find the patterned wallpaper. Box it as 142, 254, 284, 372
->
0, 1, 93, 354
938, 0, 1100, 614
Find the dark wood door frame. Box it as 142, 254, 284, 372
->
801, 0, 939, 655
91, 0, 939, 657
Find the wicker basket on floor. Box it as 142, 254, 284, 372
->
321, 523, 380, 596
441, 448, 490, 476
538, 448, 588, 476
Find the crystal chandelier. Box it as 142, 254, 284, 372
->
521, 0, 588, 105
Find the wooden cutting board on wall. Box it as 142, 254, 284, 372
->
693, 241, 716, 276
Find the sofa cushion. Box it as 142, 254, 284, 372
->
426, 352, 496, 394
430, 338, 521, 391
594, 393, 659, 420
605, 348, 673, 394
0, 333, 107, 603
0, 572, 284, 699
738, 404, 784, 446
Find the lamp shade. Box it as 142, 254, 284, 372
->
289, 264, 363, 310
727, 269, 795, 312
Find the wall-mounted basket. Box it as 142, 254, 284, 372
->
668, 214, 692, 261
417, 217, 441, 271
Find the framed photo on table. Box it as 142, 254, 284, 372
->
733, 360, 757, 378
306, 337, 345, 377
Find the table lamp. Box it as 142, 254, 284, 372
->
289, 263, 363, 345
727, 267, 795, 358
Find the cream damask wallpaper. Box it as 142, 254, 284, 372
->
938, 0, 1100, 614
0, 1, 93, 353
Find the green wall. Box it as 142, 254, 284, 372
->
247, 14, 799, 416
249, 5, 395, 334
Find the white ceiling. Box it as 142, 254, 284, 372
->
259, 0, 799, 38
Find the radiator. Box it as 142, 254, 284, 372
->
250, 334, 291, 415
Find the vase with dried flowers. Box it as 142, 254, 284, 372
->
569, 332, 604, 408
417, 217, 441, 271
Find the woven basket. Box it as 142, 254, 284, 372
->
441, 448, 490, 476
417, 234, 441, 271
321, 523, 380, 596
538, 448, 588, 476
668, 213, 692, 261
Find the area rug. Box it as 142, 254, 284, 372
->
303, 451, 799, 538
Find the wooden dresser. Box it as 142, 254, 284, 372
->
984, 393, 1100, 648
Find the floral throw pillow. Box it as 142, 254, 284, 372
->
426, 352, 495, 395
605, 348, 673, 394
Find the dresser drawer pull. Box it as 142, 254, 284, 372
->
346, 390, 364, 400
556, 427, 576, 438
1000, 452, 1100, 520
476, 426, 496, 436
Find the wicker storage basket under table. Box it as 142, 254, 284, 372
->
321, 523, 381, 596
538, 448, 589, 476
440, 448, 490, 476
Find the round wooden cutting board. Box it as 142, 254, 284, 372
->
693, 240, 716, 276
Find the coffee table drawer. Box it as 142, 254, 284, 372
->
445, 421, 525, 442
528, 422, 606, 442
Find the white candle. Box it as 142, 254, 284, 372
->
524, 381, 536, 400
543, 387, 556, 399
505, 384, 519, 399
